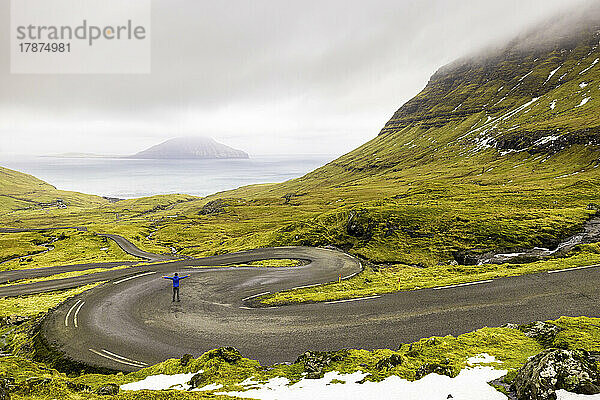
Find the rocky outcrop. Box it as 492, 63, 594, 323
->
179, 353, 193, 367
199, 200, 228, 215
95, 383, 119, 395
295, 350, 349, 379
14, 377, 51, 395
0, 316, 29, 327
518, 321, 562, 348
375, 354, 403, 371
346, 210, 374, 240
453, 216, 600, 266
187, 347, 243, 389
415, 362, 454, 380
512, 349, 600, 400
0, 378, 11, 400
204, 347, 242, 364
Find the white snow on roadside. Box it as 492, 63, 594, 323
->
120, 372, 197, 391
193, 383, 223, 391
117, 365, 600, 400
579, 82, 588, 89
577, 97, 591, 107
467, 353, 502, 365
550, 100, 557, 110
557, 390, 600, 399
217, 368, 508, 400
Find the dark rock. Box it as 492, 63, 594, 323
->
96, 383, 119, 395
15, 377, 51, 394
65, 381, 91, 392
188, 372, 210, 389
452, 250, 481, 265
295, 350, 349, 379
0, 315, 29, 327
0, 378, 10, 400
587, 203, 600, 212
415, 363, 454, 380
346, 210, 374, 240
205, 347, 242, 364
180, 353, 194, 367
199, 200, 228, 215
518, 321, 562, 347
282, 193, 296, 204
375, 354, 403, 370
512, 349, 600, 400
383, 221, 398, 237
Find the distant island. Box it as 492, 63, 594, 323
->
129, 137, 249, 160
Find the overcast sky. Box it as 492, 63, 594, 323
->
0, 0, 589, 157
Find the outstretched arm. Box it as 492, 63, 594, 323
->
180, 275, 190, 280
162, 276, 174, 280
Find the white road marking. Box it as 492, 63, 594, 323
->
290, 283, 321, 290
102, 349, 148, 366
64, 300, 82, 327
113, 271, 156, 285
89, 348, 147, 368
547, 264, 600, 274
73, 301, 85, 328
323, 295, 381, 305
433, 280, 493, 290
242, 291, 270, 301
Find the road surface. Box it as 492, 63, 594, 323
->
2, 231, 598, 372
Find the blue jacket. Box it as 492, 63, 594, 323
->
163, 275, 188, 287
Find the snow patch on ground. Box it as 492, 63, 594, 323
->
218, 368, 508, 400
557, 390, 600, 399
117, 354, 599, 399
577, 97, 591, 107
545, 66, 561, 83
120, 372, 197, 391
467, 353, 502, 365
580, 58, 599, 75
580, 82, 588, 89
550, 100, 557, 110
194, 383, 223, 392
535, 135, 560, 146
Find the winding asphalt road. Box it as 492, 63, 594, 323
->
2, 230, 599, 372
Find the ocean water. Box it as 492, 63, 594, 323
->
0, 155, 336, 199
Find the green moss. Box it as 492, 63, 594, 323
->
551, 316, 600, 350
0, 283, 101, 317
1, 230, 138, 270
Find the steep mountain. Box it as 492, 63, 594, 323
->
156, 6, 600, 265
131, 137, 249, 159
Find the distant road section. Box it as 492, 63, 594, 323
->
97, 234, 175, 262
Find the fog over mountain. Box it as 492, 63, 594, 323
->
0, 0, 593, 157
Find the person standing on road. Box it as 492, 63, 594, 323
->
162, 272, 189, 302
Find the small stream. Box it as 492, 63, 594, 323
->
461, 216, 600, 265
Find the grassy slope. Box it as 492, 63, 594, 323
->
143, 24, 600, 268
2, 22, 600, 277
